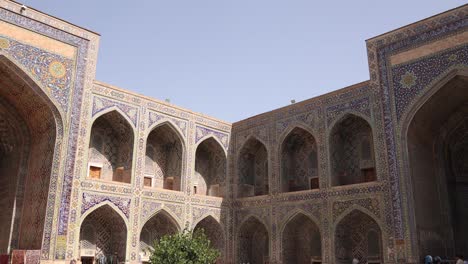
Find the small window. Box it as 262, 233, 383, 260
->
310, 177, 319, 190
89, 166, 101, 179
114, 167, 124, 182
164, 177, 174, 190
362, 168, 376, 182
193, 186, 197, 194
144, 177, 152, 187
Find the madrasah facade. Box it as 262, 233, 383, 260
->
0, 1, 466, 263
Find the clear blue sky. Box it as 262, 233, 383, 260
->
25, 1, 465, 122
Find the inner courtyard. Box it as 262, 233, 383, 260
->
0, 1, 466, 263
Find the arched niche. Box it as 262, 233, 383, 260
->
0, 56, 61, 252
334, 210, 382, 264
282, 213, 321, 264
145, 123, 184, 191
139, 210, 180, 261
194, 216, 225, 263
88, 110, 134, 184
79, 205, 127, 263
238, 217, 269, 264
194, 137, 226, 197
404, 74, 468, 257
237, 137, 269, 197
280, 127, 319, 192
329, 114, 376, 186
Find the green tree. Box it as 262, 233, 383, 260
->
149, 228, 220, 264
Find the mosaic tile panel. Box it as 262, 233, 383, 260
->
81, 193, 131, 219
92, 96, 138, 126
392, 45, 468, 120
326, 96, 371, 125
0, 36, 73, 112
195, 125, 229, 149
148, 111, 188, 137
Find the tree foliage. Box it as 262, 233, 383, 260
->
149, 228, 220, 264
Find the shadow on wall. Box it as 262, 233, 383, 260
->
194, 137, 226, 197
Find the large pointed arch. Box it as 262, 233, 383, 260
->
238, 216, 270, 264
237, 135, 269, 197
279, 126, 319, 192
399, 69, 468, 258
194, 136, 227, 197
329, 113, 376, 186
87, 109, 135, 184
0, 54, 65, 253
145, 121, 185, 191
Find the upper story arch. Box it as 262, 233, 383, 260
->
328, 113, 376, 187
194, 136, 227, 197
145, 120, 186, 191
279, 125, 319, 193
237, 135, 269, 197
87, 109, 135, 184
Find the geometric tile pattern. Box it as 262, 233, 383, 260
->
0, 3, 466, 264
81, 193, 131, 219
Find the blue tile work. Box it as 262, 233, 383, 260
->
0, 7, 89, 259
372, 14, 467, 240
392, 45, 468, 120
276, 111, 316, 136
81, 192, 131, 219
326, 96, 371, 125
195, 125, 229, 149
0, 36, 74, 112
148, 111, 188, 137
92, 96, 139, 126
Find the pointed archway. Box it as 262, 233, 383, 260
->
139, 210, 180, 261
238, 217, 269, 264
334, 210, 382, 264
282, 213, 321, 264
238, 137, 268, 197
79, 205, 128, 264
280, 127, 319, 192
88, 110, 134, 183
145, 123, 184, 190
329, 114, 376, 186
404, 73, 468, 257
194, 137, 226, 197
194, 216, 225, 263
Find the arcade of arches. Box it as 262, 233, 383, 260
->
0, 3, 466, 264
